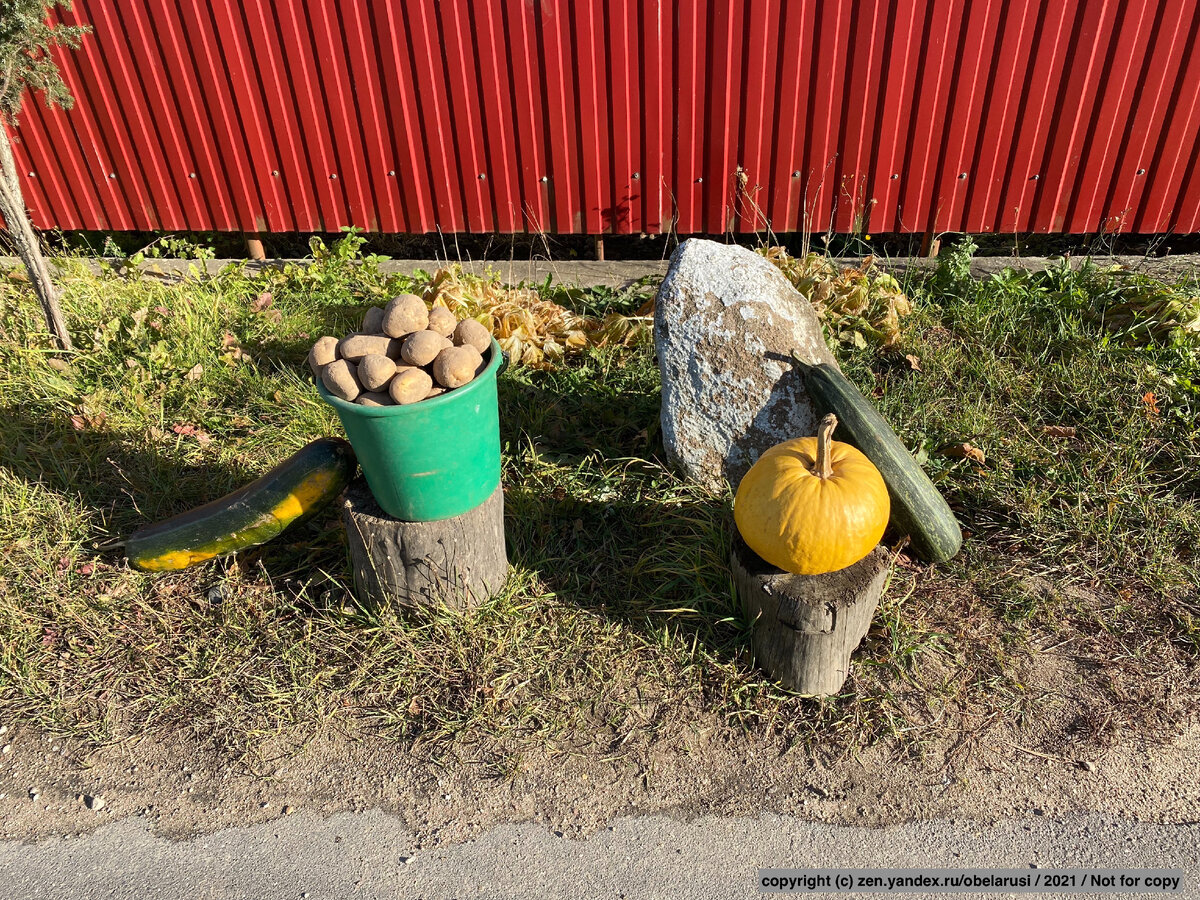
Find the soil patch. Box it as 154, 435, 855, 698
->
2, 659, 1196, 845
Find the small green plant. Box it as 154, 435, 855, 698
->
140, 234, 218, 261
928, 235, 978, 300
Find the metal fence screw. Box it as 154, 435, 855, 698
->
632, 172, 640, 180
792, 170, 801, 178
387, 170, 395, 176
478, 173, 486, 180
1137, 168, 1146, 175
958, 172, 967, 179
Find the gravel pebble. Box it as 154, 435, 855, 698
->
85, 795, 105, 811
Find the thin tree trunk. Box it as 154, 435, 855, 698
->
0, 119, 72, 351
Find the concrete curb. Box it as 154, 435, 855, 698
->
5, 254, 1199, 287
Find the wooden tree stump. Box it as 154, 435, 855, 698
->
341, 479, 508, 611
731, 534, 891, 695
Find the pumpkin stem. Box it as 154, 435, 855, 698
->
815, 413, 838, 479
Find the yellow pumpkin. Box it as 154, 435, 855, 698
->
734, 414, 889, 575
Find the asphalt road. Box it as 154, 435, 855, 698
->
1, 811, 1196, 900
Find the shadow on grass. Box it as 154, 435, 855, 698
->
0, 403, 348, 580
497, 355, 663, 460
503, 481, 747, 658
496, 364, 748, 669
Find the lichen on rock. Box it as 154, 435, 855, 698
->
654, 239, 838, 492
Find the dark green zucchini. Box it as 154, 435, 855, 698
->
127, 437, 356, 572
798, 360, 962, 563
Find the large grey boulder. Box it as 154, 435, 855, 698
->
654, 239, 838, 492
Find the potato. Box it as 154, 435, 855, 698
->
357, 353, 397, 391
432, 345, 483, 389
400, 330, 451, 367
452, 318, 491, 353
321, 359, 360, 402
382, 293, 429, 337
355, 391, 394, 407
424, 385, 447, 400
307, 336, 340, 376
427, 306, 457, 337
361, 306, 385, 333
388, 367, 433, 405
338, 333, 394, 362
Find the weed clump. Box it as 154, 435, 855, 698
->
760, 246, 913, 350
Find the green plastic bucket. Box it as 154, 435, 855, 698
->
316, 339, 503, 521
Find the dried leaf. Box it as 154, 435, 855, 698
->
943, 442, 986, 465
250, 292, 274, 312
171, 423, 213, 446
413, 264, 651, 369
904, 354, 921, 371
1041, 425, 1077, 438
1142, 391, 1160, 415
70, 408, 106, 431
184, 363, 204, 381
221, 333, 251, 363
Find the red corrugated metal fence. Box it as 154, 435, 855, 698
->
6, 0, 1200, 235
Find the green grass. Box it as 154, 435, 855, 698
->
0, 236, 1197, 767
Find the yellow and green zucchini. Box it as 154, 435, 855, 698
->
127, 437, 356, 572
799, 361, 962, 563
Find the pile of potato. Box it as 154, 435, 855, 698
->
308, 294, 492, 406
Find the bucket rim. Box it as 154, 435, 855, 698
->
315, 337, 504, 416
